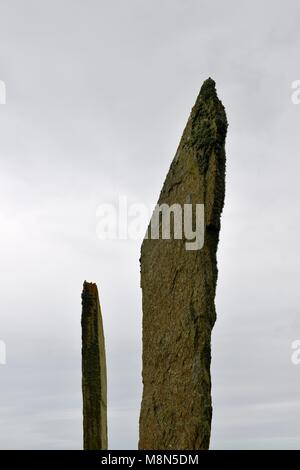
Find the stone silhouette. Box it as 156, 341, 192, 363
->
81, 281, 108, 450
139, 78, 227, 450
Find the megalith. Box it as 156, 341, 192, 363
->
139, 78, 227, 450
81, 281, 108, 450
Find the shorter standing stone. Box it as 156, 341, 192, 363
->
81, 281, 108, 450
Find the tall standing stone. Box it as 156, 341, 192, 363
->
139, 79, 227, 450
81, 281, 108, 450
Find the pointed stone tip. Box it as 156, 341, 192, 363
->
203, 76, 216, 86
191, 78, 223, 118
199, 77, 217, 99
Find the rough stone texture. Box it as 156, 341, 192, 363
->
139, 79, 227, 450
81, 281, 108, 450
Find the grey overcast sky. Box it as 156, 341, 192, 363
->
0, 0, 300, 449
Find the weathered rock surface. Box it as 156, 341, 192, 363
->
81, 281, 107, 450
139, 79, 227, 450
